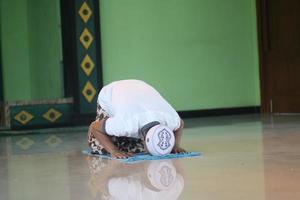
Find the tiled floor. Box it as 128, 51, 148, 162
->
0, 114, 299, 200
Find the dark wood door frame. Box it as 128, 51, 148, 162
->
256, 0, 270, 113
256, 0, 300, 114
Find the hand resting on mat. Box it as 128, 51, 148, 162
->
172, 146, 186, 154
110, 149, 133, 159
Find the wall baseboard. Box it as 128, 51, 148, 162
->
178, 106, 260, 118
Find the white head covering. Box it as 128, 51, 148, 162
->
145, 124, 175, 156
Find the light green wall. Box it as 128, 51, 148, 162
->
27, 0, 63, 100
0, 0, 3, 101
0, 0, 62, 101
1, 0, 32, 100
0, 0, 260, 111
100, 0, 260, 111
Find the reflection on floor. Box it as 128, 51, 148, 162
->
0, 114, 299, 200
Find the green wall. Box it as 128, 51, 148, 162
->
0, 0, 62, 101
100, 0, 260, 111
0, 0, 2, 101
0, 0, 260, 111
27, 0, 63, 100
1, 0, 32, 100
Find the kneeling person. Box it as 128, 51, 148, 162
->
88, 80, 185, 158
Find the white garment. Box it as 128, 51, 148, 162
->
97, 80, 181, 138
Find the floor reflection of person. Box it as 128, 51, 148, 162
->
86, 157, 185, 200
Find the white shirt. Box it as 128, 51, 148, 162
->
97, 80, 181, 138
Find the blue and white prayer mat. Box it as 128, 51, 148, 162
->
82, 149, 201, 163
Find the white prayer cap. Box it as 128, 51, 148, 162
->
145, 125, 175, 156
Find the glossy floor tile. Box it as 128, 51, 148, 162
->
0, 114, 299, 200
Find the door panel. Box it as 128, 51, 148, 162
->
259, 0, 300, 113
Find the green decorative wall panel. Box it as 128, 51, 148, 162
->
75, 0, 102, 114
10, 103, 73, 128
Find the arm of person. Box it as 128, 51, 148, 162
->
172, 119, 186, 153
89, 119, 132, 158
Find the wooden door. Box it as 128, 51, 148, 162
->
257, 0, 300, 113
